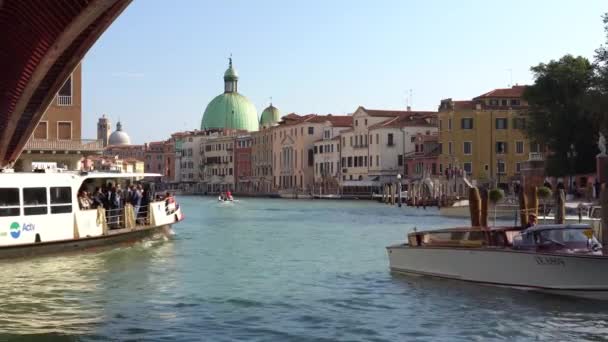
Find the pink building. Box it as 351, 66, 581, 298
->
403, 133, 440, 183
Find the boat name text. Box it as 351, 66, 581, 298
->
534, 256, 565, 266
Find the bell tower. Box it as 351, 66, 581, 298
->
97, 114, 111, 147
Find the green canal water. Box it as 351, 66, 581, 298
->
1, 197, 608, 341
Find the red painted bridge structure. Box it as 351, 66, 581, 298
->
0, 0, 131, 168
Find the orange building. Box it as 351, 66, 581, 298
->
16, 63, 103, 171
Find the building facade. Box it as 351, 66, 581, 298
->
234, 135, 253, 193
17, 63, 104, 171
272, 114, 351, 194
438, 85, 530, 189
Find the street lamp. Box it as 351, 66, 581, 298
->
397, 173, 402, 207
566, 143, 577, 195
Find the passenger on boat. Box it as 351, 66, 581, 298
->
78, 190, 92, 210
92, 187, 106, 209
524, 213, 538, 229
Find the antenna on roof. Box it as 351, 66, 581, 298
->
506, 68, 513, 87
409, 89, 413, 110
269, 96, 272, 106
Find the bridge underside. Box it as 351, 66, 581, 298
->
0, 0, 131, 168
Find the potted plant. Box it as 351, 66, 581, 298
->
489, 188, 505, 226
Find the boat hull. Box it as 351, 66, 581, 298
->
0, 224, 171, 259
387, 244, 608, 300
439, 205, 518, 219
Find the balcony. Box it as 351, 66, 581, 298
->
24, 139, 103, 152
57, 95, 72, 106
528, 152, 544, 161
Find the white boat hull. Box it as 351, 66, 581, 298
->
387, 244, 608, 300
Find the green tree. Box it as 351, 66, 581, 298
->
593, 13, 608, 134
523, 55, 598, 176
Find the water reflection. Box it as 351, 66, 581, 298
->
0, 234, 175, 337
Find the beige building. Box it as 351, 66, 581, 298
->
339, 107, 437, 195
313, 136, 342, 194
201, 131, 237, 193
272, 114, 351, 193
17, 63, 104, 171
251, 128, 274, 193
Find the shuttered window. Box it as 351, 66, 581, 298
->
58, 122, 71, 140
34, 121, 47, 139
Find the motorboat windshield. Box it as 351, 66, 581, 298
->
512, 224, 602, 255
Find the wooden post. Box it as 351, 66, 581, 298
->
519, 188, 528, 228
469, 187, 481, 227
600, 185, 608, 246
529, 186, 539, 217
555, 189, 566, 224
391, 184, 396, 205
480, 187, 488, 228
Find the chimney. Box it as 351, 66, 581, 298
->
407, 106, 411, 111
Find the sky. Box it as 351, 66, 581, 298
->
82, 0, 608, 144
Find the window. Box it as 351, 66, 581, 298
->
34, 121, 48, 139
495, 118, 508, 130
308, 149, 313, 166
348, 157, 353, 167
376, 134, 379, 144
308, 127, 314, 135
463, 162, 472, 175
342, 137, 346, 146
355, 120, 358, 126
57, 75, 72, 105
497, 160, 506, 174
463, 141, 472, 155
448, 118, 452, 131
50, 187, 72, 214
376, 155, 379, 166
448, 142, 453, 155
432, 163, 437, 175
516, 141, 524, 154
511, 99, 521, 106
501, 99, 508, 106
530, 143, 541, 153
461, 118, 473, 129
398, 155, 403, 166
490, 99, 499, 106
23, 187, 47, 215
516, 162, 522, 174
365, 119, 368, 125
387, 133, 394, 146
496, 142, 507, 154
513, 117, 526, 129
58, 122, 72, 140
350, 136, 353, 146
314, 146, 318, 154
342, 157, 346, 166
0, 188, 20, 216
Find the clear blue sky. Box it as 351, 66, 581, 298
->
82, 0, 607, 143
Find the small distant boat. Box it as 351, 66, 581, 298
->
387, 223, 608, 300
439, 199, 518, 219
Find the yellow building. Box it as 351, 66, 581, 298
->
438, 85, 535, 187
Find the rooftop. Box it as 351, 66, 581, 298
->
474, 85, 527, 99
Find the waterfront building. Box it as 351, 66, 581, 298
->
313, 135, 342, 195
173, 131, 205, 192
438, 85, 532, 189
272, 114, 351, 193
201, 58, 259, 132
85, 155, 144, 173
144, 140, 175, 183
252, 103, 280, 194
403, 132, 440, 183
104, 144, 145, 161
201, 131, 237, 193
234, 135, 253, 193
16, 64, 104, 171
339, 107, 437, 196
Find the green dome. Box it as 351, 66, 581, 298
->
260, 104, 280, 127
201, 92, 259, 131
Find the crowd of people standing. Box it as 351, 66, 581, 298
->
78, 182, 153, 228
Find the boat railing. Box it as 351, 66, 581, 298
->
103, 203, 151, 229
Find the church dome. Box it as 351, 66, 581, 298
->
108, 121, 131, 146
260, 104, 280, 127
201, 58, 259, 131
201, 93, 258, 131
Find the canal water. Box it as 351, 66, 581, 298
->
1, 197, 608, 341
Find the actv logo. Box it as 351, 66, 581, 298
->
9, 222, 20, 239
